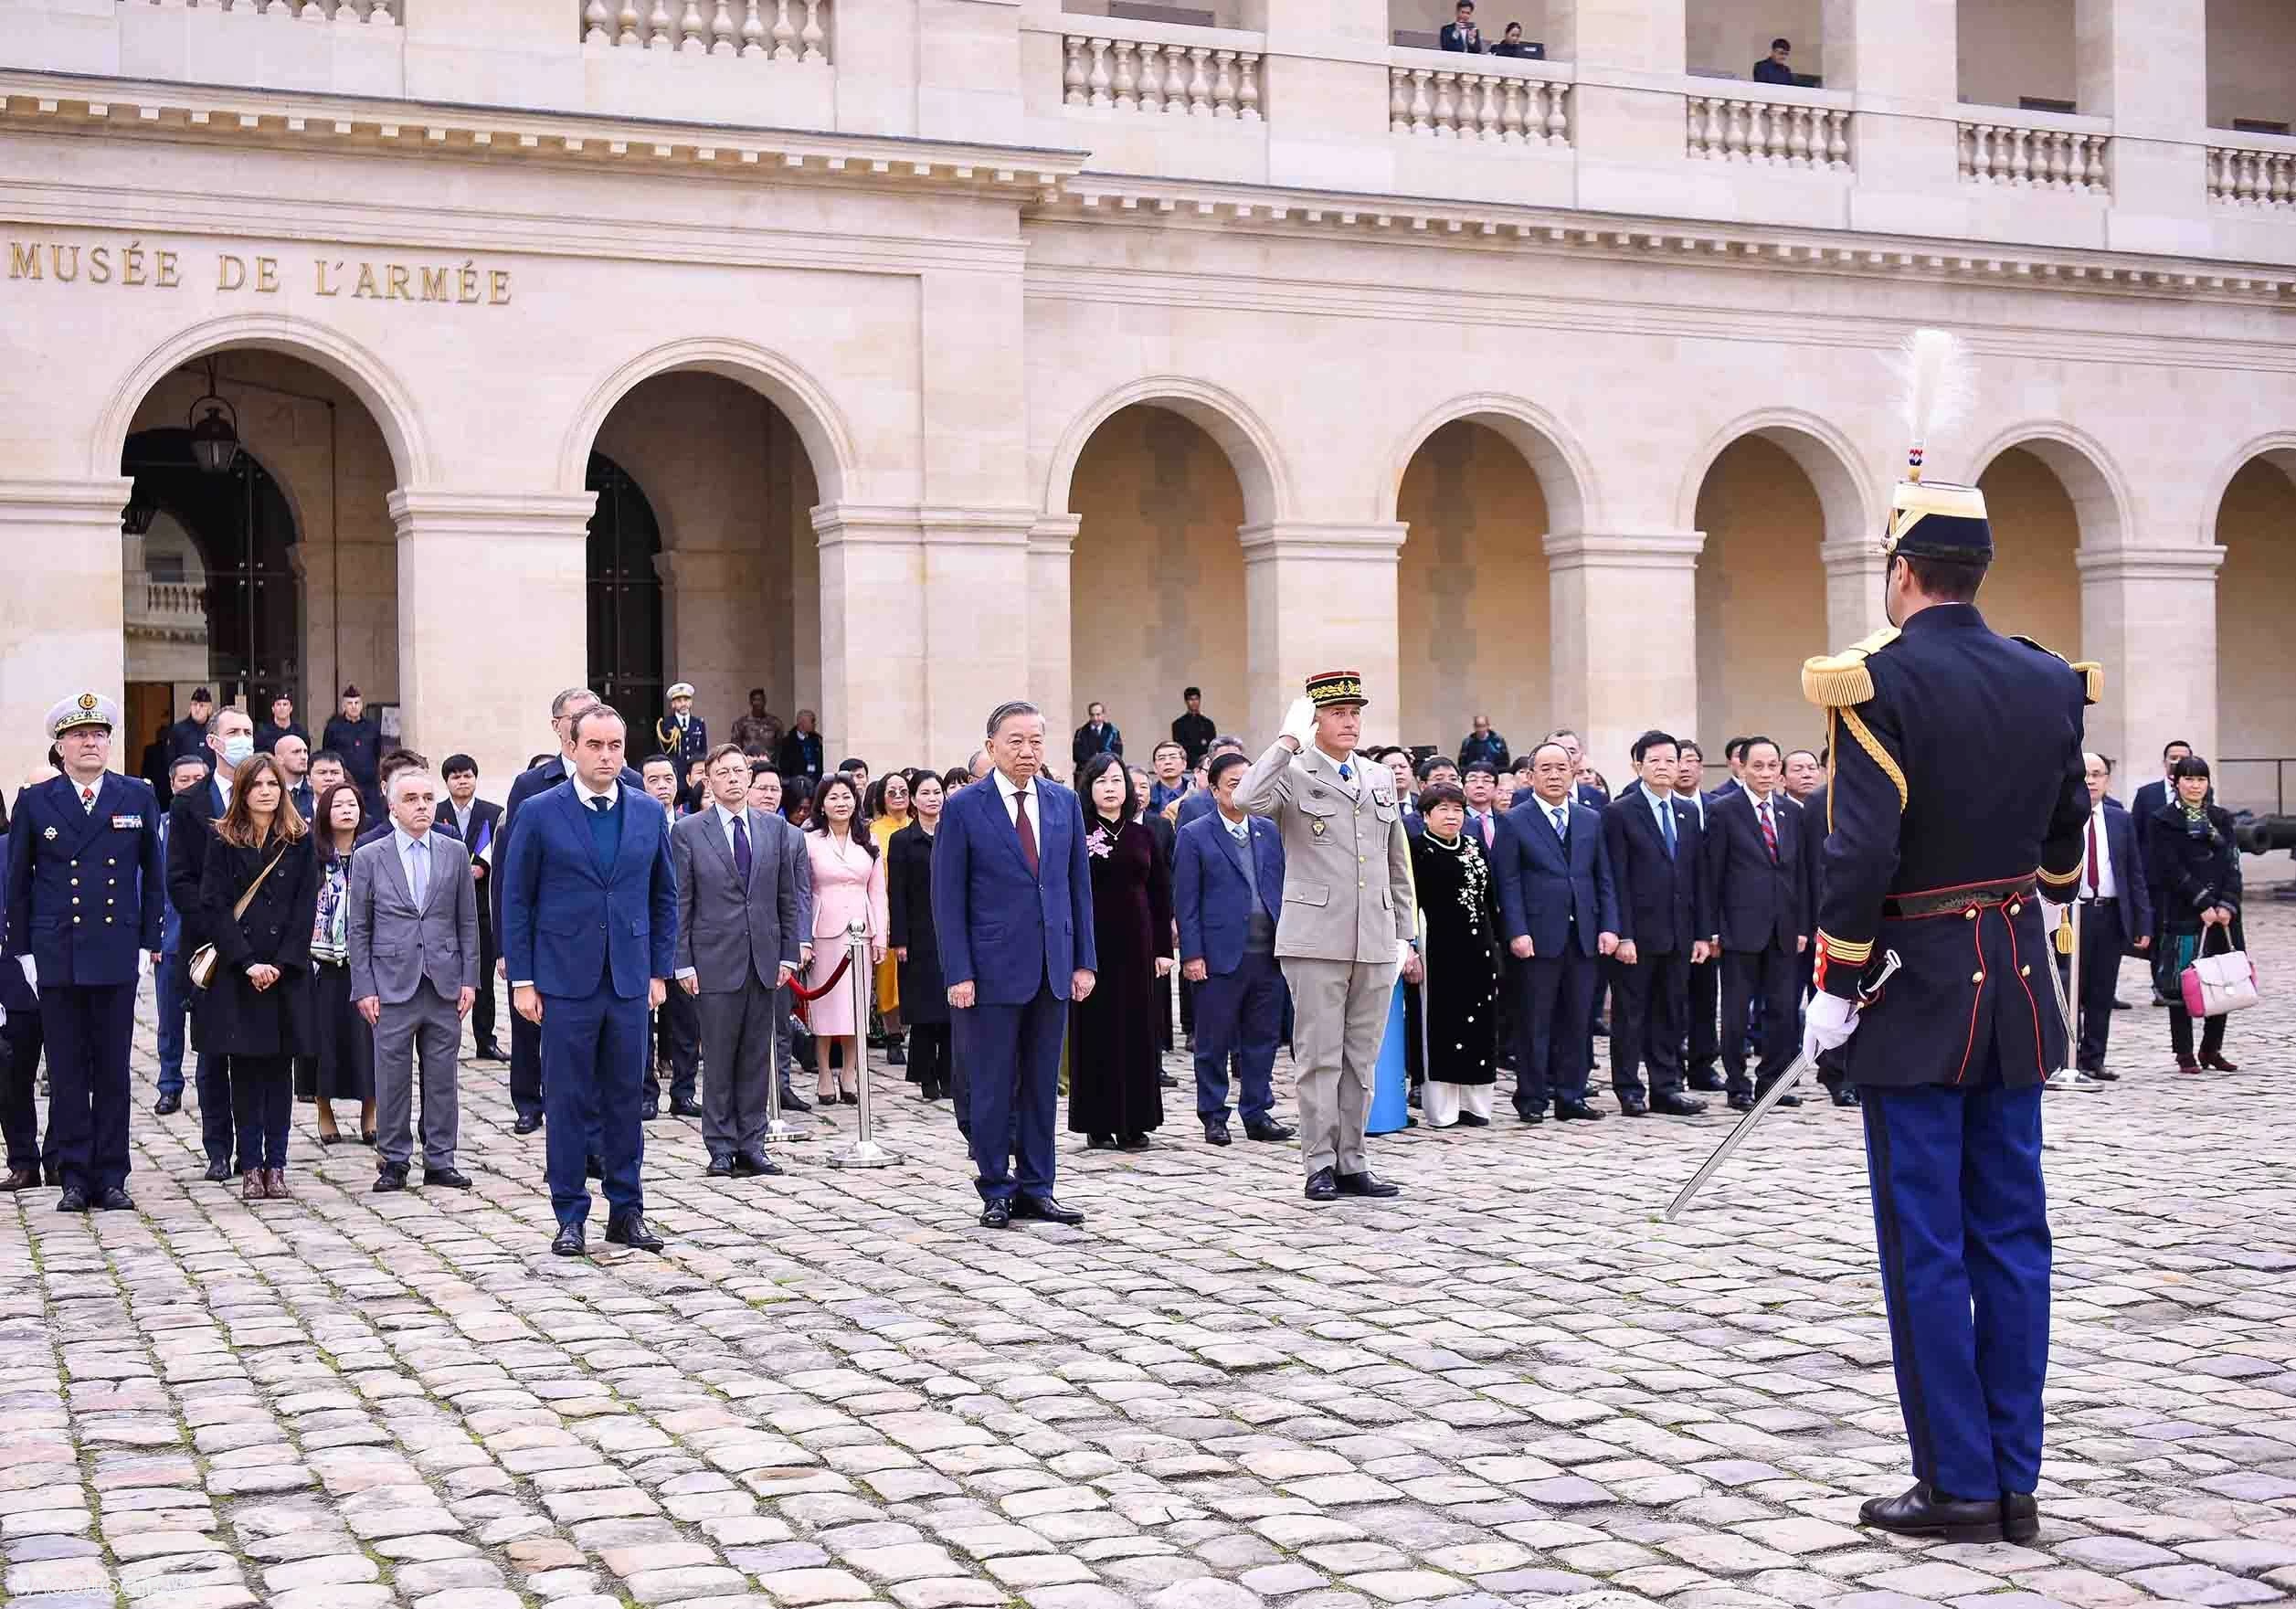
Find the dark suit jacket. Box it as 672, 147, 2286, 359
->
1492, 796, 1617, 958
1175, 789, 1218, 830
165, 780, 228, 958
1174, 811, 1286, 977
671, 806, 803, 992
438, 797, 502, 931
1438, 20, 1483, 50
1702, 788, 1807, 953
254, 720, 311, 755
1602, 786, 1706, 954
2088, 799, 2153, 946
492, 756, 642, 938
501, 782, 678, 1000
930, 775, 1097, 1004
196, 833, 321, 1056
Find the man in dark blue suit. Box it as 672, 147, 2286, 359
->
1601, 731, 1710, 1117
2069, 751, 2152, 1077
1673, 740, 1725, 1089
1492, 740, 1618, 1123
502, 704, 678, 1258
495, 688, 645, 1134
164, 709, 249, 1176
932, 700, 1096, 1230
4, 693, 164, 1212
1702, 736, 1809, 1110
1175, 752, 1295, 1147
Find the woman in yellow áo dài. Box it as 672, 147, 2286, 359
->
866, 771, 914, 1064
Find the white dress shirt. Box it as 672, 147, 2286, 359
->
393, 825, 432, 907
993, 767, 1040, 840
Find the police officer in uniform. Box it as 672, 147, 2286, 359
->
1234, 671, 1415, 1202
1801, 333, 2092, 1545
3, 693, 166, 1212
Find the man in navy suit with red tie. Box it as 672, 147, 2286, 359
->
1701, 736, 1809, 1110
1601, 730, 1710, 1117
933, 701, 1096, 1230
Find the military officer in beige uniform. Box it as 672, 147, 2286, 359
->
1235, 670, 1416, 1201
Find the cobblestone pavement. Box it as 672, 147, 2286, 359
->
5, 896, 2294, 1609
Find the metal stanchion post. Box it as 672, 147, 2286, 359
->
829, 919, 897, 1169
762, 974, 808, 1143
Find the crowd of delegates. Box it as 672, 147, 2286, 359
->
0, 676, 2255, 1223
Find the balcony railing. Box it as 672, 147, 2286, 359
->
2207, 141, 2296, 211
126, 0, 400, 20
581, 0, 827, 61
1386, 49, 1570, 147
1060, 17, 1264, 122
1957, 111, 2111, 196
1685, 87, 1850, 171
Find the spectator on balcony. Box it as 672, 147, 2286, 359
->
1489, 21, 1540, 58
1439, 0, 1484, 52
1752, 37, 1794, 85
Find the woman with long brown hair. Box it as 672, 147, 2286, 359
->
799, 772, 887, 1106
308, 781, 376, 1147
196, 753, 320, 1201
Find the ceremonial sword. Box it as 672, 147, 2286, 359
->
1664, 948, 1902, 1223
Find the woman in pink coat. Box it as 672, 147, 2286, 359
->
801, 773, 888, 1104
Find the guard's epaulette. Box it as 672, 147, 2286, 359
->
2009, 635, 2104, 705
1801, 626, 1900, 707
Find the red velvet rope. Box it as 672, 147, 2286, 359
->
786, 950, 856, 1025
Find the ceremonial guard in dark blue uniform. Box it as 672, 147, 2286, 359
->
2, 693, 166, 1212
1801, 331, 2094, 1547
655, 682, 711, 770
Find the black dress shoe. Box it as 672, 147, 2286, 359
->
1830, 1085, 1861, 1107
1618, 1094, 1650, 1117
550, 1223, 586, 1257
1157, 1072, 1178, 1088
585, 1156, 602, 1180
1117, 1133, 1151, 1152
1517, 1106, 1548, 1125
671, 1097, 704, 1117
478, 1039, 507, 1061
57, 1185, 89, 1212
733, 1149, 782, 1177
1771, 1091, 1802, 1107
1555, 1099, 1603, 1121
640, 1103, 661, 1121
423, 1168, 472, 1190
96, 1187, 135, 1212
1653, 1092, 1708, 1116
1243, 1119, 1295, 1142
0, 1167, 37, 1192
1304, 1167, 1338, 1202
885, 1042, 906, 1066
1085, 1133, 1116, 1150
1858, 1481, 2004, 1544
2079, 1064, 2120, 1082
778, 1087, 812, 1113
1727, 1092, 1756, 1111
979, 1196, 1012, 1228
1455, 1111, 1491, 1127
1203, 1120, 1233, 1147
204, 1159, 233, 1183
153, 1092, 181, 1116
2001, 1491, 2039, 1544
2111, 997, 2132, 1011
604, 1213, 664, 1252
513, 1114, 543, 1135
1335, 1169, 1401, 1198
705, 1155, 735, 1178
1012, 1193, 1085, 1225
1688, 1071, 1726, 1092
373, 1169, 407, 1193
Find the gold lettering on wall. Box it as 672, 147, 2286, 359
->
5, 238, 514, 307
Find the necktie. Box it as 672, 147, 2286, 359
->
1480, 813, 1494, 848
590, 797, 611, 814
733, 813, 754, 884
1550, 805, 1567, 843
1014, 788, 1041, 874
407, 837, 428, 907
2086, 814, 2100, 897
1657, 799, 1676, 859
1759, 800, 1778, 863
79, 786, 96, 815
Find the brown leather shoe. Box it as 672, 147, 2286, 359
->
0, 1167, 39, 1192
242, 1170, 265, 1203
263, 1168, 291, 1200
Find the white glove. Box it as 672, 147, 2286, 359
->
1280, 696, 1317, 750
1803, 990, 1858, 1064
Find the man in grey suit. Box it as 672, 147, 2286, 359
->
1235, 670, 1415, 1203
674, 744, 809, 1177
349, 766, 480, 1192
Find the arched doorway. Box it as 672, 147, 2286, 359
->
1692, 434, 1831, 753
1395, 419, 1551, 757
586, 451, 665, 736
2214, 449, 2296, 811
1067, 404, 1251, 766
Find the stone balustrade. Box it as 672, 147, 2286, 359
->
1958, 120, 2110, 195
1685, 92, 1849, 171
2207, 143, 2296, 211
583, 0, 827, 60
129, 0, 399, 18
1062, 34, 1262, 121
1387, 60, 1570, 147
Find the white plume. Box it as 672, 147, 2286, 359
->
1888, 328, 1974, 474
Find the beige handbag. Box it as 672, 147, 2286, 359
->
2179, 926, 2259, 1019
185, 846, 287, 990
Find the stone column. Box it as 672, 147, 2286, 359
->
1028, 515, 1080, 746
813, 504, 926, 770
1548, 0, 1689, 198
1821, 536, 1892, 649
1820, 0, 1963, 206
0, 478, 134, 747
1545, 530, 1703, 777
2076, 544, 2224, 771
2077, 0, 2208, 237
389, 490, 594, 796
922, 509, 1037, 764
1238, 523, 1405, 743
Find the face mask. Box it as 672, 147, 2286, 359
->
221, 736, 255, 767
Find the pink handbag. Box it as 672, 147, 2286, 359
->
2180, 926, 2259, 1019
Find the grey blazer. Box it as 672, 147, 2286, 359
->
672, 806, 809, 992
345, 830, 481, 1005
1233, 739, 1415, 965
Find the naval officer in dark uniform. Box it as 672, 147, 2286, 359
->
3, 693, 166, 1212
1802, 355, 2093, 1546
